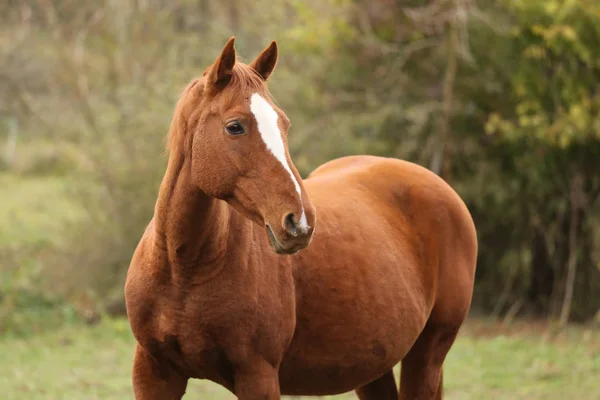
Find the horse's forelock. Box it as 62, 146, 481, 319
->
166, 63, 269, 156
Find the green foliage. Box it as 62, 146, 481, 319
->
487, 0, 600, 147
465, 0, 600, 320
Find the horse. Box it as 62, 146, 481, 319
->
124, 37, 478, 400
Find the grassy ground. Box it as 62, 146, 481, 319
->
0, 317, 598, 400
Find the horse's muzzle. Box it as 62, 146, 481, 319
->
266, 224, 313, 255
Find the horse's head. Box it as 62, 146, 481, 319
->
171, 37, 315, 255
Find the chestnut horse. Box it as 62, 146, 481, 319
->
125, 37, 477, 400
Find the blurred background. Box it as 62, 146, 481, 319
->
1, 0, 599, 399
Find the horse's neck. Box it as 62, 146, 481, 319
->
153, 155, 230, 268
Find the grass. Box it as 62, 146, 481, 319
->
0, 317, 598, 400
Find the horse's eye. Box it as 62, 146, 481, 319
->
225, 121, 245, 136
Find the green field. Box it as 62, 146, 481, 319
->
1, 318, 598, 400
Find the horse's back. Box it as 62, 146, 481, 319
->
307, 155, 475, 243
308, 155, 467, 211
306, 155, 476, 252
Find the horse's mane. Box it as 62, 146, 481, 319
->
166, 63, 267, 156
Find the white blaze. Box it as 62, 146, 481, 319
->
250, 93, 309, 233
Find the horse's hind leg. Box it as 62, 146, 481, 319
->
398, 322, 459, 400
399, 216, 476, 400
355, 370, 397, 400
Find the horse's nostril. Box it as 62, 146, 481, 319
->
284, 213, 298, 234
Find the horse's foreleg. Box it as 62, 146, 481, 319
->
355, 370, 397, 400
132, 343, 188, 400
234, 359, 281, 400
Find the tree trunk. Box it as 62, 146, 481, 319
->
527, 228, 554, 316
559, 174, 583, 326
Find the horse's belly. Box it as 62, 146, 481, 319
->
277, 303, 424, 395
278, 355, 399, 396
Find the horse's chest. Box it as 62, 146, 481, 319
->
135, 310, 235, 386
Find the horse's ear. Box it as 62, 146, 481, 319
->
207, 37, 236, 88
250, 41, 278, 81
